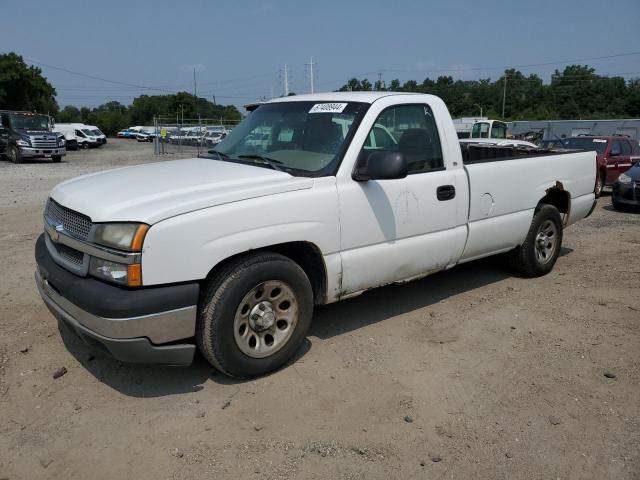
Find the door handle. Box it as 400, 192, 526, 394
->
437, 185, 456, 201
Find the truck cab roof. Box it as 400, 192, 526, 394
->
265, 91, 426, 105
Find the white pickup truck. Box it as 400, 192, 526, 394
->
35, 92, 597, 378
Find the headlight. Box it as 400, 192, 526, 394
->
89, 258, 142, 287
618, 173, 632, 184
16, 139, 30, 147
58, 137, 66, 146
92, 223, 149, 251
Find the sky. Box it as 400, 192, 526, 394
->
2, 0, 640, 111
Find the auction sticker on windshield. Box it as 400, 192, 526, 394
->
309, 103, 348, 114
593, 139, 607, 143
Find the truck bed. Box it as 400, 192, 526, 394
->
460, 142, 560, 164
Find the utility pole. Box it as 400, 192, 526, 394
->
283, 64, 289, 96
502, 73, 507, 118
180, 104, 184, 124
377, 71, 384, 91
305, 57, 316, 93
193, 68, 197, 98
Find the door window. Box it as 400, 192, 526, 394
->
620, 140, 632, 155
611, 140, 623, 156
362, 104, 444, 174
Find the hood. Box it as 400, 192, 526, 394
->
50, 158, 314, 224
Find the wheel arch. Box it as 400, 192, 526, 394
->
202, 241, 328, 305
538, 183, 571, 224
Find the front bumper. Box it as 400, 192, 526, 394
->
612, 181, 640, 206
35, 234, 199, 365
19, 146, 66, 158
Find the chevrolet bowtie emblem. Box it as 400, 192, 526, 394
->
47, 223, 64, 242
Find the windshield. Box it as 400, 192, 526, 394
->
9, 113, 49, 131
563, 137, 608, 154
210, 101, 368, 176
91, 129, 102, 136
82, 129, 94, 136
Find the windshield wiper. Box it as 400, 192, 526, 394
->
237, 154, 284, 171
208, 149, 231, 161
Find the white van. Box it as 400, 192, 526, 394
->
85, 125, 107, 144
68, 124, 101, 149
52, 124, 79, 151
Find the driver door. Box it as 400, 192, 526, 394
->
337, 104, 467, 295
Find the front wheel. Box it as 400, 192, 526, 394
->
508, 204, 563, 277
82, 142, 89, 149
8, 145, 22, 164
196, 252, 313, 379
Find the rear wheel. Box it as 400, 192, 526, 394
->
8, 145, 22, 164
508, 204, 563, 277
196, 252, 313, 379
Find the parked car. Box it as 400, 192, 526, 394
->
561, 135, 640, 197
117, 128, 142, 139
117, 129, 135, 138
136, 129, 157, 142
0, 110, 65, 163
612, 162, 640, 210
35, 92, 597, 378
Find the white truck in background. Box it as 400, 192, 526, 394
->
35, 92, 597, 378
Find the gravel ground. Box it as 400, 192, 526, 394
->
0, 139, 638, 480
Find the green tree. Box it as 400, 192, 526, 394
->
0, 52, 58, 113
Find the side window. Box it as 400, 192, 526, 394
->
362, 104, 444, 174
620, 140, 632, 155
490, 122, 507, 139
75, 130, 85, 137
611, 140, 622, 155
1, 115, 9, 129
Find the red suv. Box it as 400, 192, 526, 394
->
561, 135, 640, 197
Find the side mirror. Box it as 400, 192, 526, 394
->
353, 151, 408, 181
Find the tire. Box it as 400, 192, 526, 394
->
52, 155, 62, 163
612, 200, 626, 211
8, 145, 22, 164
508, 204, 563, 277
82, 142, 89, 149
594, 172, 605, 198
196, 252, 314, 379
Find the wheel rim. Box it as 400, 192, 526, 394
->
534, 219, 558, 265
595, 175, 603, 194
233, 280, 298, 359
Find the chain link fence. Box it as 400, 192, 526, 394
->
151, 117, 241, 156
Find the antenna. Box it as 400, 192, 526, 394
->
305, 57, 317, 93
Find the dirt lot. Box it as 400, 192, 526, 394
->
0, 139, 638, 480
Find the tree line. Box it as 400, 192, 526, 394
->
339, 65, 640, 120
0, 52, 242, 135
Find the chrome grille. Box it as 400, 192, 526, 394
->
56, 243, 84, 265
45, 199, 93, 241
32, 136, 58, 148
